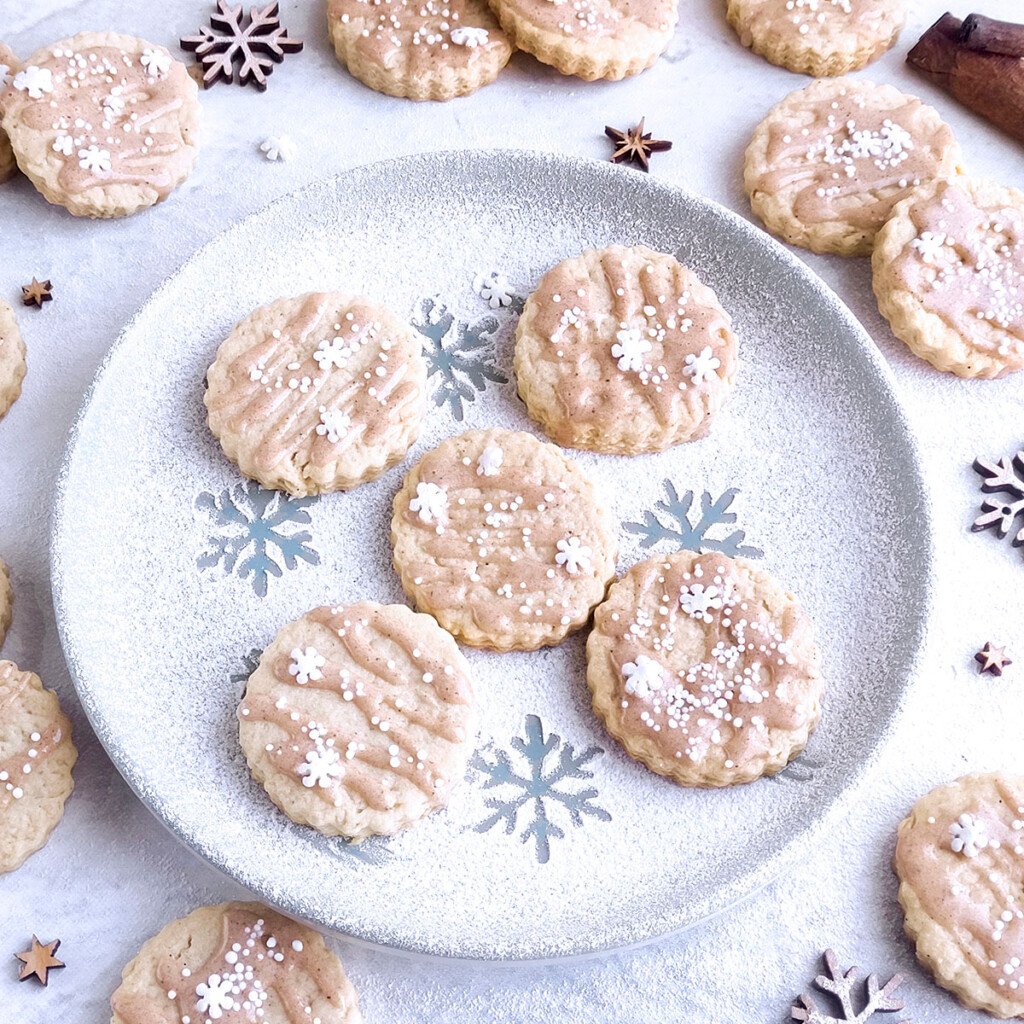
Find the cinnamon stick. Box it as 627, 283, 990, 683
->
960, 13, 1024, 58
908, 12, 1024, 144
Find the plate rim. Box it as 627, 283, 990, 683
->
49, 147, 936, 961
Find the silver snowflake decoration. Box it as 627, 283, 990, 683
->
973, 449, 1024, 551
792, 950, 911, 1024
195, 480, 319, 597
469, 715, 611, 864
412, 297, 508, 421
623, 480, 763, 558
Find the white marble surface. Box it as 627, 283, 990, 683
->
1, 0, 1023, 1020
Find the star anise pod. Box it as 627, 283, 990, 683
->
604, 118, 672, 172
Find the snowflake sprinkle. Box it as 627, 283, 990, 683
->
140, 48, 172, 78
313, 337, 347, 371
13, 65, 52, 98
288, 646, 325, 685
477, 444, 504, 477
259, 134, 296, 161
679, 581, 724, 622
682, 346, 721, 385
610, 326, 652, 372
451, 26, 490, 47
52, 134, 74, 157
949, 812, 988, 858
410, 481, 448, 524
297, 723, 344, 789
622, 655, 665, 698
78, 146, 111, 173
316, 407, 350, 443
910, 230, 950, 264
195, 974, 235, 1019
555, 536, 592, 575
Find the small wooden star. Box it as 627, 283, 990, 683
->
21, 278, 53, 308
975, 642, 1013, 676
14, 936, 65, 985
604, 118, 672, 172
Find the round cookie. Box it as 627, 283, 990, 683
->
205, 292, 428, 497
894, 773, 1024, 1018
0, 45, 21, 183
391, 428, 617, 651
744, 78, 963, 256
0, 32, 200, 219
110, 901, 362, 1024
0, 660, 77, 873
487, 0, 676, 81
514, 245, 738, 454
326, 0, 512, 101
0, 298, 26, 420
726, 0, 905, 78
238, 602, 477, 840
0, 558, 11, 648
586, 551, 822, 787
873, 177, 1024, 379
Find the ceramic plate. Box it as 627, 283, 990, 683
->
51, 150, 933, 960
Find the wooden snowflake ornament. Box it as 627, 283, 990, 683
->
181, 2, 303, 90
973, 450, 1024, 550
791, 950, 910, 1024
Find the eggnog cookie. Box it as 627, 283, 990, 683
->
110, 901, 362, 1024
0, 559, 11, 648
205, 292, 428, 497
327, 0, 512, 100
894, 773, 1024, 1018
587, 551, 822, 787
514, 245, 738, 454
391, 428, 617, 651
873, 177, 1024, 379
238, 602, 477, 840
0, 33, 200, 219
0, 45, 21, 183
487, 0, 676, 81
0, 661, 77, 873
726, 0, 905, 78
745, 78, 963, 256
0, 299, 26, 420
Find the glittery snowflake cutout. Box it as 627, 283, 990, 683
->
195, 481, 319, 598
791, 950, 910, 1024
973, 449, 1024, 551
624, 480, 763, 558
468, 715, 611, 864
413, 298, 509, 421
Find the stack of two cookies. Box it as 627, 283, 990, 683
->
202, 243, 823, 858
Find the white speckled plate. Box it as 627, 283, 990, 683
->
51, 150, 933, 960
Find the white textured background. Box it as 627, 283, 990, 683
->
0, 0, 1022, 1020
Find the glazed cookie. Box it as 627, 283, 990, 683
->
745, 78, 963, 256
205, 292, 428, 497
726, 0, 905, 78
0, 45, 21, 183
110, 901, 362, 1024
326, 0, 512, 101
0, 33, 200, 219
391, 428, 617, 651
514, 245, 738, 454
894, 773, 1024, 1018
487, 0, 676, 81
873, 177, 1024, 379
0, 298, 26, 420
0, 661, 77, 873
238, 602, 477, 840
587, 551, 822, 787
0, 558, 11, 648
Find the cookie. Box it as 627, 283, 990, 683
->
327, 0, 512, 101
205, 292, 428, 497
744, 78, 963, 256
514, 245, 738, 454
391, 427, 617, 651
0, 661, 77, 873
238, 602, 477, 840
110, 901, 362, 1024
586, 551, 822, 787
0, 32, 200, 219
0, 45, 21, 183
894, 773, 1024, 1018
726, 0, 905, 78
0, 298, 26, 420
873, 177, 1024, 379
487, 0, 676, 81
0, 558, 11, 648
